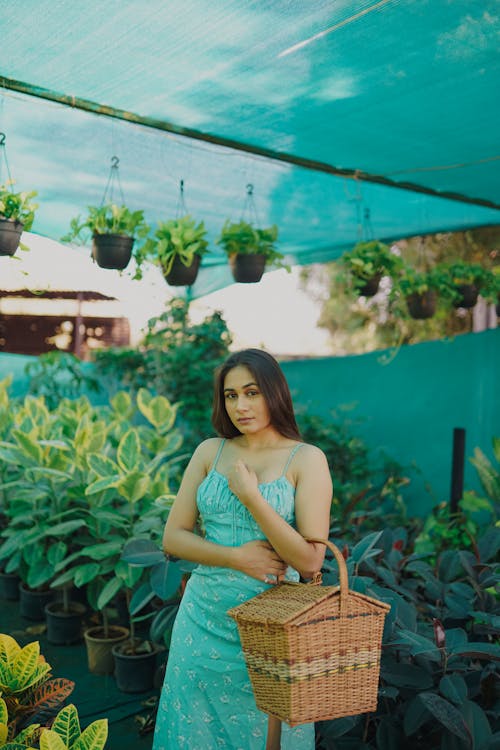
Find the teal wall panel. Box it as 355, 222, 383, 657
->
282, 330, 500, 516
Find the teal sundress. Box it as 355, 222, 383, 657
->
152, 439, 314, 749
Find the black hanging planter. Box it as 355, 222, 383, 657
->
453, 283, 479, 309
19, 584, 55, 621
0, 218, 24, 256
406, 290, 437, 320
112, 640, 162, 693
356, 274, 382, 297
44, 601, 87, 645
164, 254, 201, 286
92, 233, 134, 270
229, 254, 266, 283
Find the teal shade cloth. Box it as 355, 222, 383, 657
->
0, 1, 499, 297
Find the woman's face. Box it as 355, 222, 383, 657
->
223, 365, 271, 434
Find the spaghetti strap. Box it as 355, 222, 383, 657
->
282, 442, 304, 475
212, 438, 226, 471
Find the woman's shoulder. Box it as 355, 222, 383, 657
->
295, 441, 330, 469
192, 437, 225, 468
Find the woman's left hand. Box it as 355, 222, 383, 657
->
227, 460, 260, 507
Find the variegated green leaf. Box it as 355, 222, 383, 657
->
117, 429, 141, 472
117, 471, 149, 503
72, 719, 108, 750
85, 476, 120, 496
51, 703, 81, 748
0, 633, 21, 664
39, 728, 67, 750
87, 454, 119, 478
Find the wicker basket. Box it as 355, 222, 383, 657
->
228, 538, 391, 726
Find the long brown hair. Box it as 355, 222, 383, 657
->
212, 349, 301, 440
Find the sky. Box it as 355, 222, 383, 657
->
1, 234, 332, 357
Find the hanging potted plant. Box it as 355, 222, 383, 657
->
62, 202, 150, 271
0, 182, 38, 256
393, 266, 455, 319
136, 214, 209, 286
440, 260, 496, 309
341, 240, 402, 297
216, 219, 286, 283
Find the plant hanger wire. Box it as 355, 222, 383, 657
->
101, 155, 126, 206
0, 133, 14, 189
175, 179, 188, 219
240, 183, 260, 225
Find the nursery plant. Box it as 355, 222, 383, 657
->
0, 182, 38, 254
0, 633, 74, 740
317, 526, 500, 749
341, 240, 403, 296
61, 202, 150, 271
135, 214, 209, 285
216, 219, 287, 282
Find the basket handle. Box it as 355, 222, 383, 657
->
304, 537, 349, 617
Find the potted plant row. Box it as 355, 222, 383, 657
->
0, 379, 185, 692
0, 182, 38, 256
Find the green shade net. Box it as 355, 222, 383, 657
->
1, 0, 499, 296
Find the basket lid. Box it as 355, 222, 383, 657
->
228, 581, 389, 626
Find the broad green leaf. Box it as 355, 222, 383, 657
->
461, 699, 492, 748
74, 563, 102, 587
72, 718, 108, 750
96, 577, 123, 610
48, 520, 86, 537
450, 643, 500, 660
85, 476, 120, 495
87, 453, 119, 477
117, 429, 141, 472
111, 391, 132, 416
82, 542, 123, 561
129, 583, 155, 616
121, 539, 165, 566
13, 430, 44, 463
380, 661, 433, 690
350, 531, 383, 564
117, 471, 149, 503
419, 692, 471, 743
39, 729, 67, 750
51, 703, 81, 747
151, 559, 182, 600
439, 674, 468, 705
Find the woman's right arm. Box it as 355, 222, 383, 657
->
163, 440, 287, 581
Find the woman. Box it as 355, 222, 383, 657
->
153, 349, 333, 750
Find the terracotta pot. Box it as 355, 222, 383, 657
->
229, 253, 266, 283
92, 234, 134, 270
163, 254, 201, 286
83, 625, 129, 675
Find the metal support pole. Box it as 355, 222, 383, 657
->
450, 428, 466, 513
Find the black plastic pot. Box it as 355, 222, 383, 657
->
44, 601, 86, 645
0, 571, 20, 600
92, 233, 134, 270
406, 290, 437, 319
19, 584, 55, 621
163, 254, 200, 286
0, 218, 24, 256
229, 253, 266, 283
356, 274, 382, 297
453, 283, 479, 309
112, 640, 162, 693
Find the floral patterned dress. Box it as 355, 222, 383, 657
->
152, 439, 314, 750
